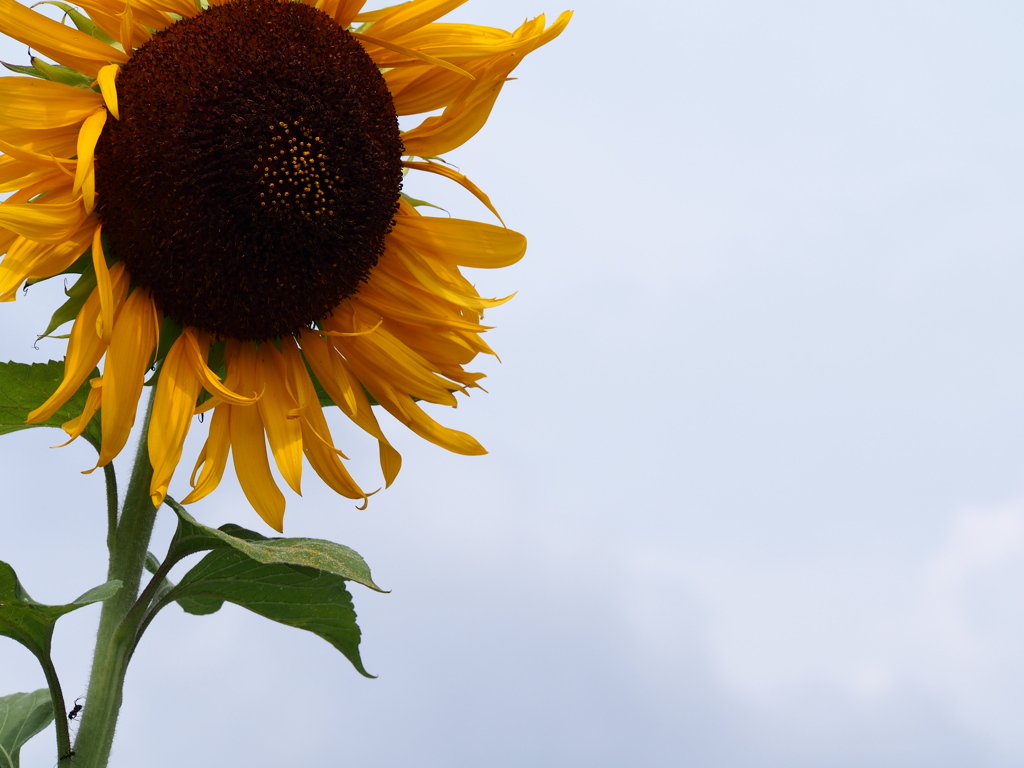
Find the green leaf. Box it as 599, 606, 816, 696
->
36, 263, 96, 341
166, 549, 373, 676
0, 361, 101, 450
0, 689, 54, 768
164, 498, 384, 592
0, 561, 121, 660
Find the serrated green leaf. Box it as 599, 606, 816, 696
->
164, 498, 384, 592
0, 689, 54, 768
167, 549, 372, 676
0, 361, 101, 450
0, 561, 121, 660
0, 62, 45, 80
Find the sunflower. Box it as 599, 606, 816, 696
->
0, 0, 570, 531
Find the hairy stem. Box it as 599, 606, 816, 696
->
72, 389, 158, 768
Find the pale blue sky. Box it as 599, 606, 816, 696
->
5, 1, 1024, 765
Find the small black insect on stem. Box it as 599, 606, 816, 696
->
58, 749, 76, 762
68, 697, 84, 721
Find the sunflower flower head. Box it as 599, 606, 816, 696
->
0, 0, 570, 531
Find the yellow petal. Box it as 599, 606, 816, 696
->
403, 159, 503, 224
364, 0, 469, 40
327, 312, 460, 405
59, 377, 102, 446
400, 11, 571, 154
90, 223, 119, 344
27, 261, 128, 423
0, 78, 104, 129
0, 0, 127, 76
0, 219, 94, 299
230, 394, 286, 532
357, 365, 486, 455
0, 195, 86, 242
73, 110, 106, 205
391, 212, 525, 268
256, 343, 303, 495
96, 64, 120, 120
97, 287, 160, 466
353, 31, 473, 80
182, 405, 231, 504
332, 0, 366, 27
299, 327, 402, 486
281, 337, 368, 502
149, 330, 203, 507
182, 330, 258, 406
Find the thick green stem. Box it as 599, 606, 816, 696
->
73, 390, 158, 768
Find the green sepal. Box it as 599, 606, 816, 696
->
30, 58, 94, 88
150, 316, 184, 376
0, 62, 46, 80
0, 689, 54, 768
0, 561, 121, 662
37, 264, 97, 341
400, 192, 447, 213
0, 361, 102, 451
38, 2, 116, 45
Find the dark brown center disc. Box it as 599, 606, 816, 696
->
95, 0, 403, 341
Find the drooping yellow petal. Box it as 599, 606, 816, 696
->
0, 0, 127, 76
27, 261, 128, 424
281, 337, 368, 502
0, 195, 86, 243
148, 329, 205, 506
0, 219, 94, 299
230, 391, 286, 532
0, 78, 104, 130
403, 160, 503, 224
118, 0, 135, 56
299, 328, 402, 486
253, 343, 303, 494
182, 405, 231, 504
91, 223, 115, 342
353, 362, 486, 455
73, 109, 106, 213
388, 237, 511, 311
400, 11, 571, 155
181, 330, 257, 406
353, 31, 473, 80
97, 287, 160, 466
363, 0, 470, 40
391, 211, 526, 268
96, 64, 120, 120
326, 311, 461, 405
59, 377, 102, 446
332, 0, 366, 27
